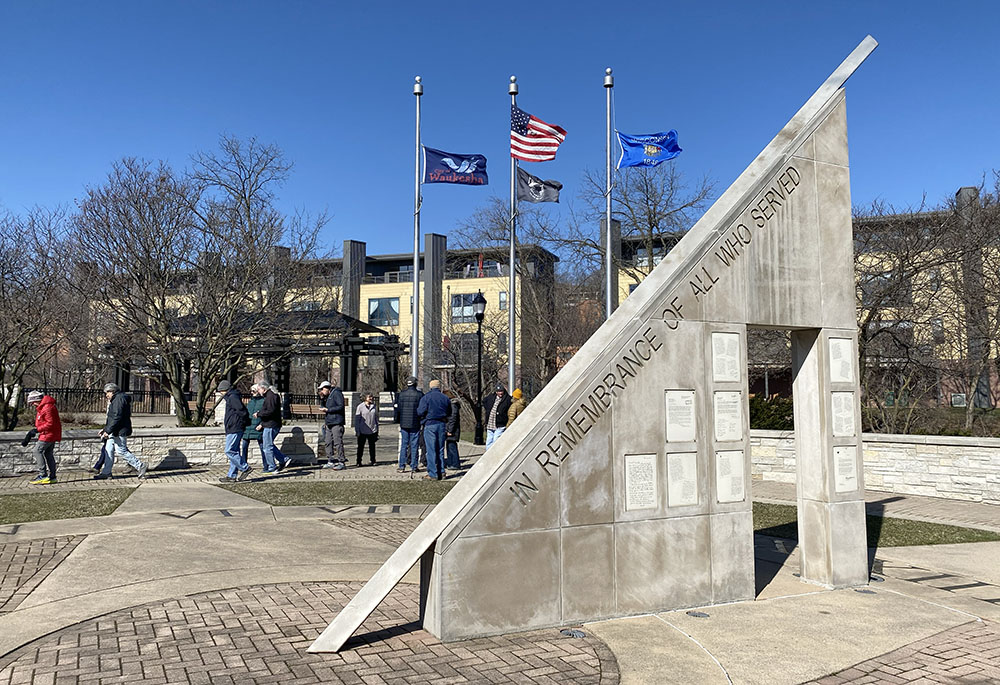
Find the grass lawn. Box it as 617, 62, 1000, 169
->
753, 501, 1000, 547
217, 479, 456, 506
0, 488, 133, 526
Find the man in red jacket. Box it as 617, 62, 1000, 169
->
25, 391, 62, 485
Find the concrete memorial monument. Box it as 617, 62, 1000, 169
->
311, 35, 877, 652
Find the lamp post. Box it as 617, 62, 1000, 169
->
473, 290, 487, 445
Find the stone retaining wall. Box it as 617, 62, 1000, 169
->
751, 430, 1000, 505
0, 425, 322, 474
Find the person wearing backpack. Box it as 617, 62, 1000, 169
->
218, 380, 253, 482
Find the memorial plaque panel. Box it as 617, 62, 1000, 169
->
716, 450, 746, 503
834, 445, 858, 493
831, 391, 856, 437
712, 332, 741, 382
667, 452, 699, 507
624, 454, 658, 511
713, 391, 743, 442
665, 390, 697, 443
829, 338, 854, 383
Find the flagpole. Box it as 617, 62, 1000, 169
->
412, 76, 423, 380
508, 75, 518, 392
604, 67, 614, 321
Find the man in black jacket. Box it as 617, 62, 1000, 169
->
95, 383, 149, 480
318, 380, 346, 470
482, 384, 512, 450
395, 376, 423, 473
253, 381, 289, 472
218, 380, 252, 482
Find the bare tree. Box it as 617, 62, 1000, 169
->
558, 164, 715, 282
68, 138, 333, 426
0, 207, 74, 429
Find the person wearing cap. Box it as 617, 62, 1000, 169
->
395, 376, 423, 473
241, 384, 266, 469
96, 383, 148, 480
354, 393, 379, 467
24, 391, 61, 485
508, 388, 527, 423
318, 380, 346, 470
217, 380, 253, 482
481, 384, 512, 450
252, 381, 289, 472
417, 379, 451, 480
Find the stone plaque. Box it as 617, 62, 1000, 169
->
712, 332, 741, 382
665, 390, 697, 443
831, 391, 856, 437
834, 445, 859, 493
715, 450, 745, 503
624, 454, 658, 511
713, 391, 742, 442
667, 452, 699, 507
829, 337, 854, 383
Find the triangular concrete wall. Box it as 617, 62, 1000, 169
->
310, 35, 876, 652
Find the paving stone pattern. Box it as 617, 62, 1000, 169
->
0, 535, 84, 613
0, 581, 619, 684
325, 519, 422, 548
807, 620, 1000, 684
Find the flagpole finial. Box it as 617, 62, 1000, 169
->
509, 76, 518, 96
413, 76, 423, 96
604, 68, 614, 88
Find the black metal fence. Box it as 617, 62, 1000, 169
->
23, 388, 174, 414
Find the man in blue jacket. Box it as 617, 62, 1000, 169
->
395, 376, 423, 473
417, 379, 451, 480
318, 380, 346, 470
218, 380, 252, 482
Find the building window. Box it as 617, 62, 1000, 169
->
499, 291, 508, 310
931, 318, 944, 345
368, 297, 400, 326
629, 283, 639, 294
451, 293, 478, 323
292, 300, 321, 312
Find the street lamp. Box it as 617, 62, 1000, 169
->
473, 290, 487, 445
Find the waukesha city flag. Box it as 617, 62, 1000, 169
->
616, 130, 682, 168
516, 167, 562, 203
422, 146, 488, 185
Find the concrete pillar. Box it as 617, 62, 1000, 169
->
341, 240, 366, 320
421, 233, 447, 384
791, 328, 868, 588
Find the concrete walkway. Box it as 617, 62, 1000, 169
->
1, 461, 999, 682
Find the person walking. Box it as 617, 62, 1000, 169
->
24, 391, 61, 485
354, 393, 379, 467
242, 384, 266, 469
253, 381, 289, 473
95, 383, 148, 480
417, 379, 450, 480
395, 376, 423, 473
318, 380, 346, 470
509, 388, 527, 423
217, 380, 253, 482
481, 384, 512, 450
444, 389, 462, 471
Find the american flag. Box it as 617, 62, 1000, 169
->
510, 105, 567, 162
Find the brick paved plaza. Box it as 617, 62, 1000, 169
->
0, 445, 999, 683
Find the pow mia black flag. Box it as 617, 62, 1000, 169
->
516, 167, 562, 203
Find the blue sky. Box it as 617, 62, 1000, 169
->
2, 2, 998, 256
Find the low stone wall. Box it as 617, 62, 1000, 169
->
0, 425, 322, 474
751, 429, 1000, 505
